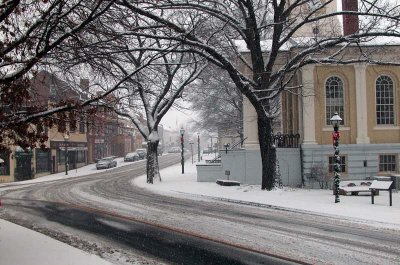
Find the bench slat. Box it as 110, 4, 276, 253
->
369, 180, 393, 190
341, 186, 370, 192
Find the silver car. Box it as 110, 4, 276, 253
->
96, 156, 117, 170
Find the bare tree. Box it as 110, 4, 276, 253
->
0, 0, 114, 149
112, 51, 205, 184
53, 6, 207, 183
116, 0, 400, 189
188, 65, 243, 142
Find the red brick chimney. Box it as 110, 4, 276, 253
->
342, 0, 359, 35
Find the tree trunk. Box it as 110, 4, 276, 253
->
146, 140, 160, 184
256, 110, 276, 190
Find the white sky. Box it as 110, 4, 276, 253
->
160, 108, 191, 131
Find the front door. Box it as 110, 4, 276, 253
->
69, 151, 76, 169
14, 151, 33, 181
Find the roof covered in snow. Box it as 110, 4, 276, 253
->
234, 36, 400, 53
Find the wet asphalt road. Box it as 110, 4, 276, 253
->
1, 154, 400, 265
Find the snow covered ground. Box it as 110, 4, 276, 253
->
1, 153, 400, 265
0, 218, 112, 265
0, 157, 139, 265
133, 154, 400, 230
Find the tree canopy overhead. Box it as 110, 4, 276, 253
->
3, 0, 400, 188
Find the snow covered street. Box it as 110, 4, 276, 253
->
0, 154, 400, 265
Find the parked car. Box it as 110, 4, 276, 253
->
167, 147, 181, 153
96, 156, 117, 170
136, 148, 147, 159
124, 152, 139, 162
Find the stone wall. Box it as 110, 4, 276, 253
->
197, 148, 302, 187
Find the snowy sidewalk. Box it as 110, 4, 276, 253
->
0, 219, 112, 265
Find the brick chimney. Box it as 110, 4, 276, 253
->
342, 0, 359, 35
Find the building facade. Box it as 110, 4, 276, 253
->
197, 0, 400, 187
0, 71, 89, 182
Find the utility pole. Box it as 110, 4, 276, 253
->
180, 127, 185, 174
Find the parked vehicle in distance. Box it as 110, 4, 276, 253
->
96, 156, 117, 170
167, 147, 181, 153
124, 152, 139, 162
136, 148, 147, 159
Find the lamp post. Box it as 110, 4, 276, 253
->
189, 142, 194, 164
330, 112, 342, 203
223, 143, 230, 154
197, 134, 201, 162
180, 127, 185, 174
64, 132, 69, 175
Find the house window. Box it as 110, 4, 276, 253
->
376, 75, 394, 125
76, 150, 86, 164
35, 148, 51, 173
50, 82, 57, 97
312, 26, 320, 35
325, 76, 344, 125
57, 149, 66, 164
328, 155, 346, 173
308, 0, 322, 11
79, 122, 85, 134
379, 154, 396, 172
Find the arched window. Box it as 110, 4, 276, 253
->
325, 76, 344, 125
376, 75, 394, 125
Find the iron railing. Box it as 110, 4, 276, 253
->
206, 137, 248, 164
272, 133, 300, 148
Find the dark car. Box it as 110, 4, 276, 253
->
124, 152, 139, 162
96, 156, 117, 170
136, 149, 147, 159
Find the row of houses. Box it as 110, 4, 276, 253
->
0, 71, 147, 183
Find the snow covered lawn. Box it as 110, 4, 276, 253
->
133, 158, 400, 229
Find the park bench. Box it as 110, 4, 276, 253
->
337, 180, 377, 196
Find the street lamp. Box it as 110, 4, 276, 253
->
330, 112, 342, 203
197, 133, 201, 162
180, 127, 185, 174
64, 132, 70, 175
223, 143, 230, 154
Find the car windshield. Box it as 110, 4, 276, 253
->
99, 157, 113, 162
